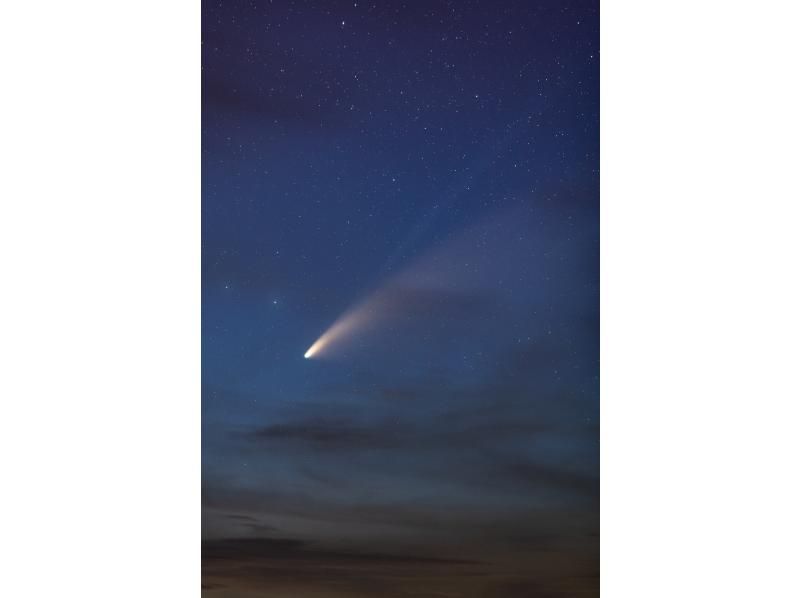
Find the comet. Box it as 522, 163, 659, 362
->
303, 208, 534, 361
303, 308, 368, 359
303, 338, 323, 359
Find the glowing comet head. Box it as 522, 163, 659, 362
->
303, 335, 327, 359
303, 313, 362, 360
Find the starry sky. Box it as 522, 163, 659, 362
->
202, 1, 598, 595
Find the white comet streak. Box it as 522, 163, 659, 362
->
303, 309, 367, 359
302, 209, 533, 360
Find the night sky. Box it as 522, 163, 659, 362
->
202, 1, 598, 595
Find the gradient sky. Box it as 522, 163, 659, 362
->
202, 1, 598, 595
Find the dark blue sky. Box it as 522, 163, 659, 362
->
202, 1, 598, 594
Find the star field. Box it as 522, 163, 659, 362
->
202, 1, 598, 596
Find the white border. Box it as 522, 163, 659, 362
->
602, 1, 800, 595
0, 1, 200, 596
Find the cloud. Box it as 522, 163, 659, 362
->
202, 535, 597, 597
201, 25, 353, 130
246, 418, 403, 451
203, 537, 494, 597
204, 536, 472, 564
203, 482, 597, 546
496, 460, 599, 500
225, 513, 259, 523
237, 410, 556, 456
221, 514, 281, 535
202, 77, 321, 123
203, 537, 308, 559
